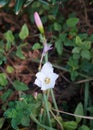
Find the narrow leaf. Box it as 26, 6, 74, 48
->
15, 0, 25, 15
0, 118, 5, 129
74, 102, 84, 123
0, 0, 10, 7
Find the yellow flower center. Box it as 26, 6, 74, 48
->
44, 77, 51, 84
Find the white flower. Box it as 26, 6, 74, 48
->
34, 62, 58, 91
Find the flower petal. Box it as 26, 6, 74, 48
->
41, 62, 53, 74
42, 44, 53, 56
34, 62, 59, 91
34, 79, 41, 88
36, 72, 45, 81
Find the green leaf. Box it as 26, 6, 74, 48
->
6, 65, 14, 73
59, 33, 67, 41
70, 70, 78, 81
11, 118, 19, 130
81, 50, 91, 60
53, 22, 62, 31
66, 17, 79, 27
19, 24, 29, 40
13, 80, 29, 91
0, 0, 10, 7
73, 53, 80, 60
6, 41, 12, 51
32, 43, 43, 50
78, 125, 90, 130
74, 102, 84, 123
16, 48, 25, 59
0, 118, 5, 129
1, 89, 13, 102
24, 0, 34, 7
87, 106, 93, 113
68, 57, 79, 69
63, 121, 77, 130
83, 41, 91, 50
55, 39, 63, 55
75, 36, 82, 46
72, 47, 81, 53
4, 108, 17, 118
0, 73, 8, 86
4, 30, 14, 42
21, 116, 30, 126
78, 33, 88, 40
14, 0, 25, 15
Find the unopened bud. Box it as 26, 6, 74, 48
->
34, 12, 44, 34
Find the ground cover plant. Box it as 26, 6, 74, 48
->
0, 0, 93, 130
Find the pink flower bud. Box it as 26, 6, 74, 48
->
34, 12, 44, 34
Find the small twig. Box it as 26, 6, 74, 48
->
74, 78, 93, 84
52, 108, 93, 120
79, 0, 92, 27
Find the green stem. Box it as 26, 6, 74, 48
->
30, 113, 56, 130
50, 110, 64, 130
44, 36, 59, 117
84, 82, 89, 124
43, 92, 52, 128
45, 53, 48, 62
50, 88, 59, 116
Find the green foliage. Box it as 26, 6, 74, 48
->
6, 65, 14, 73
0, 118, 5, 129
66, 18, 79, 27
0, 73, 8, 87
13, 80, 29, 91
67, 35, 93, 80
55, 34, 67, 55
32, 43, 43, 50
78, 125, 90, 130
0, 41, 6, 65
19, 24, 29, 40
67, 57, 79, 80
87, 106, 93, 113
74, 102, 84, 124
63, 121, 77, 130
4, 30, 14, 43
15, 0, 25, 15
0, 0, 10, 7
4, 94, 41, 130
4, 30, 15, 51
53, 22, 62, 32
0, 0, 34, 13
1, 89, 13, 102
16, 47, 25, 59
16, 42, 28, 59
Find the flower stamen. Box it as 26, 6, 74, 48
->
44, 77, 51, 84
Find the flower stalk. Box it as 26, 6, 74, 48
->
43, 92, 52, 127
34, 11, 61, 128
